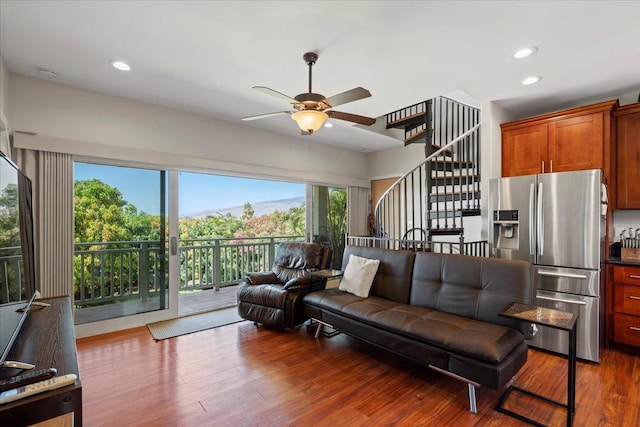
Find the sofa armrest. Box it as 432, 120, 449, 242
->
244, 271, 278, 285
283, 276, 324, 292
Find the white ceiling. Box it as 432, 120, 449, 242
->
1, 1, 639, 152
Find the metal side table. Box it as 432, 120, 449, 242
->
496, 302, 578, 427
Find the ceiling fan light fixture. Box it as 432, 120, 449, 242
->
291, 110, 328, 133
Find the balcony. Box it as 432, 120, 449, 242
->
2, 236, 303, 323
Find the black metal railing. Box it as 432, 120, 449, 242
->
378, 97, 481, 241
346, 235, 488, 257
0, 246, 26, 303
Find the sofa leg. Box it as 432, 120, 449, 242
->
468, 383, 478, 414
314, 323, 323, 338
428, 365, 479, 414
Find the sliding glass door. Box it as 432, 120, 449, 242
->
310, 186, 347, 269
73, 162, 166, 324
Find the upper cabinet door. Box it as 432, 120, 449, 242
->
616, 106, 640, 209
548, 112, 604, 173
501, 123, 548, 177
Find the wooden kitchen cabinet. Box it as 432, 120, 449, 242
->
611, 264, 640, 348
501, 100, 618, 180
614, 102, 640, 209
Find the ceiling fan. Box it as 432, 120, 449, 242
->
242, 52, 376, 134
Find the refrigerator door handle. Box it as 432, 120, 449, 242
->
538, 271, 588, 280
537, 294, 587, 306
537, 182, 544, 256
529, 183, 535, 256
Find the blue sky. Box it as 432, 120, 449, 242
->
74, 163, 305, 216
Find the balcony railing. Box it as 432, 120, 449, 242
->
2, 236, 303, 307
346, 235, 488, 257
0, 246, 27, 303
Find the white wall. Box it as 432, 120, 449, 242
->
8, 73, 369, 187
366, 142, 424, 180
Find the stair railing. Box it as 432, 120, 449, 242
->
374, 122, 480, 247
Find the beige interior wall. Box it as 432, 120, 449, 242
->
8, 73, 369, 188
371, 177, 399, 216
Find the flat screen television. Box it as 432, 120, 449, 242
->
0, 150, 37, 371
0, 151, 35, 302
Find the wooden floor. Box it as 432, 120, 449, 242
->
76, 322, 640, 427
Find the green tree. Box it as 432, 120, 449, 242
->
74, 179, 129, 243
0, 183, 20, 248
326, 188, 347, 269
242, 202, 254, 221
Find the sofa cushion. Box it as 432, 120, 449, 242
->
410, 252, 534, 335
342, 246, 415, 303
339, 254, 380, 297
305, 290, 524, 363
374, 306, 524, 363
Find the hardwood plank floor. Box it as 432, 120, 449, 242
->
76, 322, 639, 426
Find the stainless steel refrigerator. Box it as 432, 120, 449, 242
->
489, 169, 606, 362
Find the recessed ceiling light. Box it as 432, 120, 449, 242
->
324, 122, 334, 128
111, 60, 131, 71
522, 76, 542, 85
514, 46, 538, 59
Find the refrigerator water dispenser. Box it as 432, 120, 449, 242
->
492, 210, 519, 250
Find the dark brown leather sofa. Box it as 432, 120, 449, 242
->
237, 242, 332, 329
303, 245, 535, 413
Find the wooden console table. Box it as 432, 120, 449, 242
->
0, 296, 82, 426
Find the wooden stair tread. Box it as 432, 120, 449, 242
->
404, 129, 428, 145
428, 227, 464, 236
387, 112, 426, 129
461, 208, 481, 217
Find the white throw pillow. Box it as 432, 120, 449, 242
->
339, 254, 380, 298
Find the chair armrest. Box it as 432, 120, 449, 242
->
244, 271, 277, 285
283, 275, 324, 292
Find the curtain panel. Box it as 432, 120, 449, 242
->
347, 186, 370, 237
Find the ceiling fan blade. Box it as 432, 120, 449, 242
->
327, 110, 376, 126
242, 111, 293, 121
324, 87, 371, 108
253, 86, 297, 104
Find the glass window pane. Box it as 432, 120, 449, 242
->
73, 163, 166, 324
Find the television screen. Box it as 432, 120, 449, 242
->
0, 151, 35, 304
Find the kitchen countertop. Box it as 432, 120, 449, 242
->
607, 257, 640, 267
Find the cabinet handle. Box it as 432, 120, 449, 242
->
550, 160, 553, 173
631, 326, 640, 332
542, 161, 545, 173
629, 275, 640, 279
630, 296, 640, 300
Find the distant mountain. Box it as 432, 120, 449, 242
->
182, 196, 305, 218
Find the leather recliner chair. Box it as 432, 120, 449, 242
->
237, 242, 333, 329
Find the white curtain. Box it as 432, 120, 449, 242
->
12, 148, 74, 299
347, 186, 370, 237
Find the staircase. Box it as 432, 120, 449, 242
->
373, 97, 482, 253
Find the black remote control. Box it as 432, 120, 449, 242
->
0, 368, 57, 392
